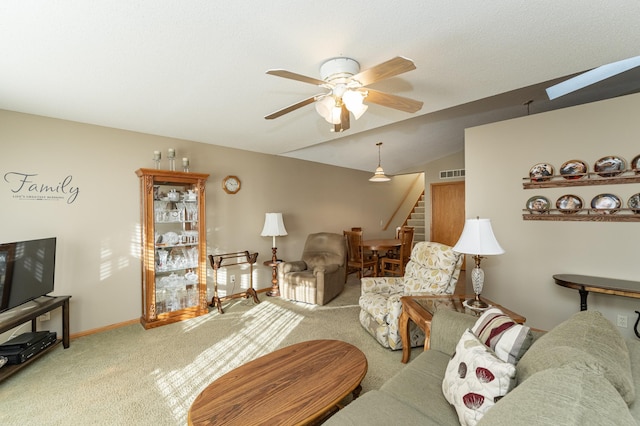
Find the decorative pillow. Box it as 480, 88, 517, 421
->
471, 307, 533, 364
442, 329, 516, 426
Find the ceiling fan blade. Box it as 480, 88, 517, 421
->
351, 56, 417, 87
334, 104, 350, 132
264, 96, 318, 120
546, 55, 640, 100
266, 69, 327, 86
364, 88, 423, 113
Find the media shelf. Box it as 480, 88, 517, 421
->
0, 295, 70, 382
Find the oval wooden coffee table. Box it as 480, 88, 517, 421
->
188, 339, 368, 426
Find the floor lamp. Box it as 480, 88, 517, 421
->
453, 217, 504, 308
261, 213, 288, 297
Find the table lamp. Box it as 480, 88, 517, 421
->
453, 217, 504, 308
261, 212, 288, 261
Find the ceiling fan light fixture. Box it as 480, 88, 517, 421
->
315, 96, 334, 121
342, 89, 368, 119
350, 102, 368, 120
369, 142, 391, 182
328, 106, 343, 124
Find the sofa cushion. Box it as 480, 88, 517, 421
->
471, 307, 533, 364
442, 329, 516, 426
322, 390, 437, 425
381, 349, 460, 425
517, 310, 635, 405
477, 366, 636, 426
430, 309, 479, 356
626, 338, 640, 420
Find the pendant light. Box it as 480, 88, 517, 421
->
369, 142, 391, 182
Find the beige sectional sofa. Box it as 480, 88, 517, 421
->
326, 309, 640, 425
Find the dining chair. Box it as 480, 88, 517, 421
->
344, 230, 377, 282
380, 226, 414, 276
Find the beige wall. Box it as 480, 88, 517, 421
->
465, 92, 640, 338
0, 110, 419, 336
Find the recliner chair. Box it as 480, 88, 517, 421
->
359, 241, 463, 349
278, 232, 347, 305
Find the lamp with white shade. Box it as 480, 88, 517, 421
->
260, 213, 288, 297
452, 217, 505, 308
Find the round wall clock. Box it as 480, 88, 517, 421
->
222, 175, 241, 194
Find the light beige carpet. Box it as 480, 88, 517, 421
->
0, 277, 422, 425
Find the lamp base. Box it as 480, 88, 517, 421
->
266, 247, 280, 297
466, 295, 488, 309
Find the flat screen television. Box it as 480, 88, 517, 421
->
0, 237, 56, 313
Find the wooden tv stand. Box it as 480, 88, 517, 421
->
0, 295, 71, 382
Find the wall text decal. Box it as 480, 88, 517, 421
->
3, 172, 80, 204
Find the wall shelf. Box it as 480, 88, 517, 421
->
523, 172, 640, 189
523, 168, 640, 222
523, 210, 640, 222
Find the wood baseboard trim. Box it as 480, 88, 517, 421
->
70, 289, 273, 339
70, 318, 139, 340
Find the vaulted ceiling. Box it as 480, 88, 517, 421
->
2, 2, 640, 175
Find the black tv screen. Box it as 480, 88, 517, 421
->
0, 237, 56, 313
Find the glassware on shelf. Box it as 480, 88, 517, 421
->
157, 249, 169, 270
168, 148, 176, 171
153, 151, 161, 169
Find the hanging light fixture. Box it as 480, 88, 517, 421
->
369, 142, 391, 182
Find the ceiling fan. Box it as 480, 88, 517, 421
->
546, 55, 640, 100
264, 56, 424, 132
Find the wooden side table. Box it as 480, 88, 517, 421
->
553, 274, 640, 311
399, 294, 526, 363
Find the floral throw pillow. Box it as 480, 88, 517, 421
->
442, 329, 516, 426
471, 307, 533, 364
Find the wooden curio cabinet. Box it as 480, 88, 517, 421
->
135, 169, 209, 329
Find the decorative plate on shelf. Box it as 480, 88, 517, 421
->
590, 193, 621, 214
628, 193, 640, 214
556, 194, 583, 214
631, 154, 640, 175
594, 156, 626, 177
529, 163, 554, 182
559, 160, 588, 180
526, 196, 550, 214
163, 231, 180, 245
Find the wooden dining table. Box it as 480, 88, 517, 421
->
362, 238, 401, 277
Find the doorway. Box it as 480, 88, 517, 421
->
430, 180, 465, 252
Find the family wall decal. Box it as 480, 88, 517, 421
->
3, 172, 80, 204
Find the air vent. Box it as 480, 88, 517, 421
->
439, 169, 465, 179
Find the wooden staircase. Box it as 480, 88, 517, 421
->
404, 192, 425, 244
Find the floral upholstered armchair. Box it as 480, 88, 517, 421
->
359, 241, 463, 350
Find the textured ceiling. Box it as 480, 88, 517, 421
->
1, 1, 640, 175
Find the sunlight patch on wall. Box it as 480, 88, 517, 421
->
99, 241, 113, 281
130, 224, 142, 260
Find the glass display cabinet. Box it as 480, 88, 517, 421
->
135, 168, 209, 329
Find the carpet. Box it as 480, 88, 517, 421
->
0, 277, 421, 425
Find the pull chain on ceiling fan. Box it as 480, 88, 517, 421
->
265, 56, 424, 132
